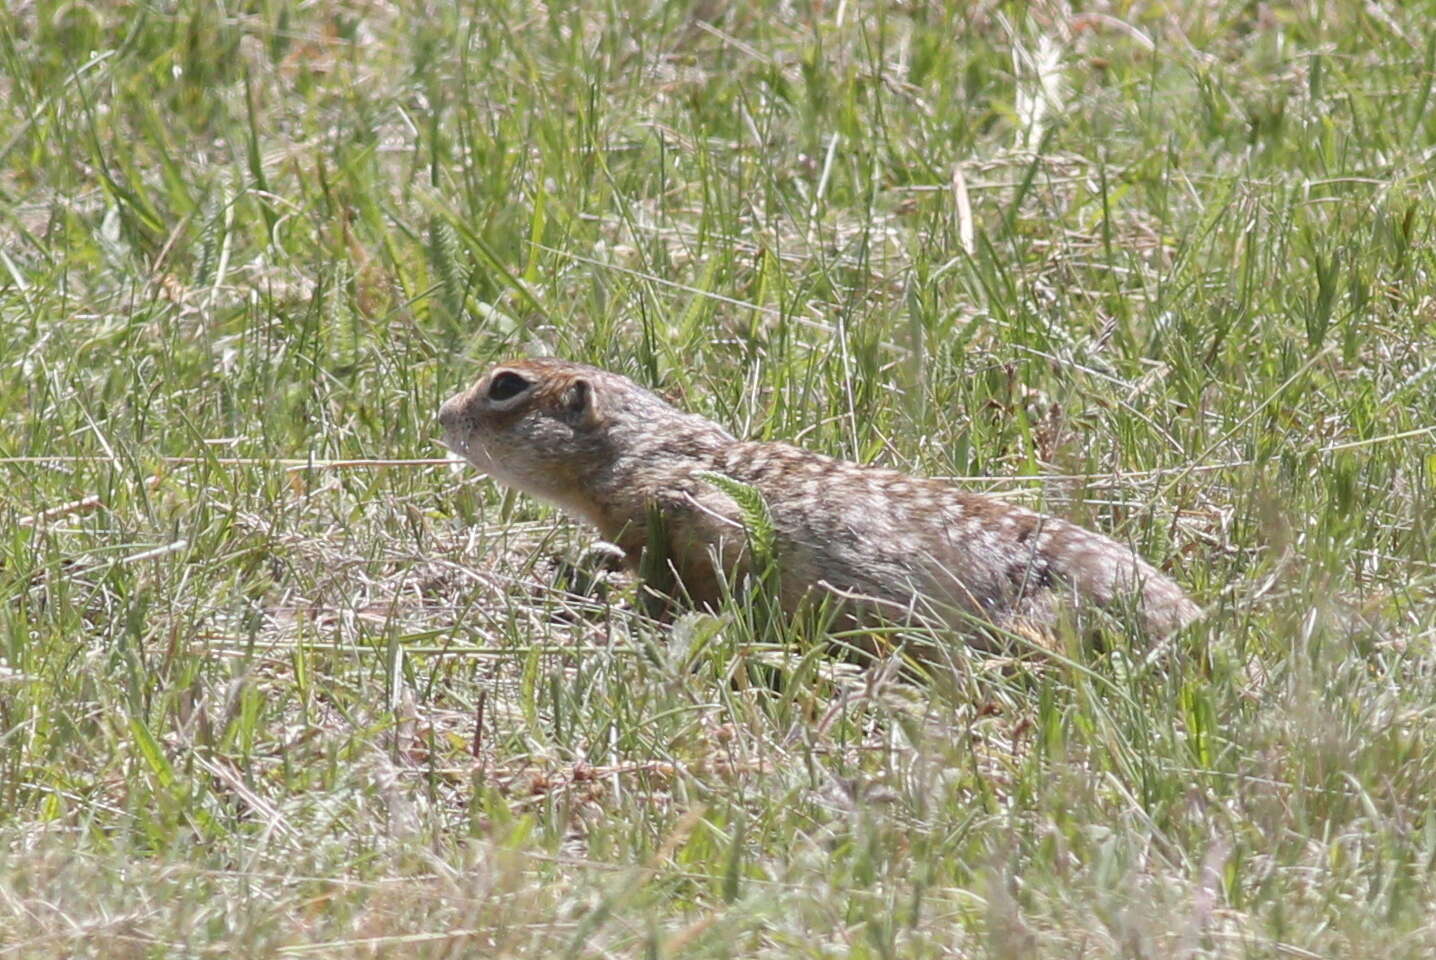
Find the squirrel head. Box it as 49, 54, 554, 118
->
440, 357, 738, 533
439, 358, 607, 505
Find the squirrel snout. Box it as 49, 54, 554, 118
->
438, 390, 473, 449
438, 394, 462, 430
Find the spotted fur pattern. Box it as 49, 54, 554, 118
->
439, 358, 1201, 650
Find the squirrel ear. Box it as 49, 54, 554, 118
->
562, 378, 598, 427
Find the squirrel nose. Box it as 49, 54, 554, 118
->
438, 392, 467, 432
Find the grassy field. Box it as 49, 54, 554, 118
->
3, 1, 1435, 956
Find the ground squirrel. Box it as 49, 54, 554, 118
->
439, 358, 1200, 655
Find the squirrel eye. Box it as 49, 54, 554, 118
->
487, 371, 530, 402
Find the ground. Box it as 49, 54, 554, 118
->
1, 2, 1435, 957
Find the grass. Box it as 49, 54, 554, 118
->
2, 0, 1435, 956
